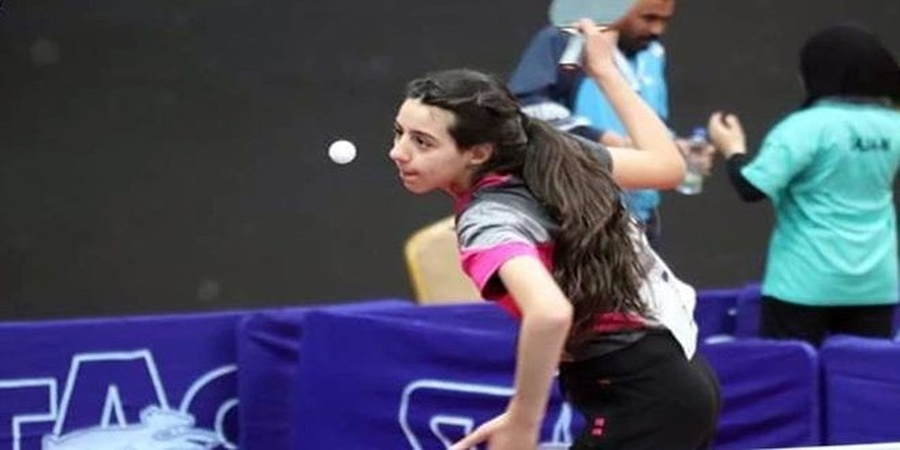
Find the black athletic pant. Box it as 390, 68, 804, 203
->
760, 295, 896, 347
558, 330, 721, 450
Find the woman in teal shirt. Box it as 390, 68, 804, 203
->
707, 24, 900, 346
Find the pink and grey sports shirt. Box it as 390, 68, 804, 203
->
453, 171, 698, 359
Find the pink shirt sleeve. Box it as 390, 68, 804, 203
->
460, 242, 542, 298
454, 183, 556, 306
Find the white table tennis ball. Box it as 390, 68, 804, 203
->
328, 139, 357, 165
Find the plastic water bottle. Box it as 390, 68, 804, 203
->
676, 126, 709, 195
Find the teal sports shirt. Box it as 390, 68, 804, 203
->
742, 99, 900, 305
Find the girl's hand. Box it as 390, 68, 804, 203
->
449, 411, 539, 450
575, 18, 619, 81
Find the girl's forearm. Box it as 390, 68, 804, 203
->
506, 307, 572, 426
593, 69, 685, 181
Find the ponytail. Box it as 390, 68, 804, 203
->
522, 119, 648, 350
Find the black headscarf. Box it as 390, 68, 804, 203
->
800, 24, 900, 108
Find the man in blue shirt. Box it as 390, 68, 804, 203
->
508, 0, 686, 247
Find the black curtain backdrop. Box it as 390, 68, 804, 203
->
1, 1, 898, 319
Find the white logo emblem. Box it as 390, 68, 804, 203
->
42, 406, 220, 450
0, 350, 237, 450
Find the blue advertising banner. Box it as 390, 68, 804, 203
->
287, 303, 578, 449
236, 299, 413, 450
0, 311, 244, 450
1, 293, 856, 449
702, 338, 821, 449
821, 335, 900, 445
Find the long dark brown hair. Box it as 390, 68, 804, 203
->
405, 69, 648, 347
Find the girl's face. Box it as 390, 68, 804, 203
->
389, 98, 482, 197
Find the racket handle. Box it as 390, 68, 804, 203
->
558, 31, 585, 68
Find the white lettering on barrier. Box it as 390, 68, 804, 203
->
429, 416, 474, 448
0, 379, 58, 450
0, 350, 237, 450
399, 379, 573, 449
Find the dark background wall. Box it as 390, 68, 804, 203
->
1, 1, 897, 320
